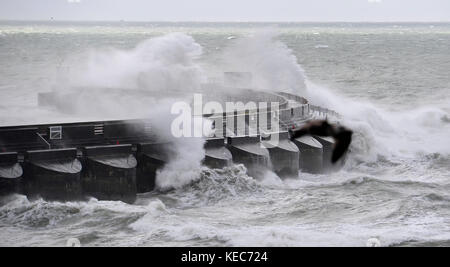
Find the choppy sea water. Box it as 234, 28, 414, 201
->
0, 22, 449, 247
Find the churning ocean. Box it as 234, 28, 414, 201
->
0, 21, 449, 246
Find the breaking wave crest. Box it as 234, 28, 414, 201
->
163, 164, 262, 207
306, 82, 450, 166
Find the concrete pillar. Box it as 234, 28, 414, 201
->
204, 138, 232, 169
317, 135, 347, 170
262, 132, 299, 178
23, 148, 82, 201
227, 136, 270, 178
245, 112, 250, 136
222, 112, 227, 138
292, 136, 323, 174
136, 143, 170, 193
313, 135, 337, 172
82, 144, 137, 203
0, 152, 23, 196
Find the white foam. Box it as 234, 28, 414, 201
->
306, 81, 450, 161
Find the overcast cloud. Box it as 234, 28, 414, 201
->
0, 0, 449, 22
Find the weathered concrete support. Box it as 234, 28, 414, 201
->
292, 136, 323, 174
136, 143, 169, 193
0, 152, 23, 195
23, 148, 82, 201
227, 136, 270, 177
203, 138, 232, 169
316, 135, 347, 170
222, 112, 227, 138
313, 135, 337, 172
262, 132, 299, 178
82, 144, 137, 203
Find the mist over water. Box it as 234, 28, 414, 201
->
209, 30, 307, 95
0, 22, 449, 246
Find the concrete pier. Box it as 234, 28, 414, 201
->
0, 152, 23, 195
136, 143, 170, 193
0, 86, 346, 201
203, 138, 232, 169
23, 148, 82, 201
292, 136, 323, 174
82, 144, 137, 203
227, 136, 270, 177
262, 132, 299, 178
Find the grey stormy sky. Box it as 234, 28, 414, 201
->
0, 0, 449, 22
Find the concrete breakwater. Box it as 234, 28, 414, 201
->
0, 89, 342, 203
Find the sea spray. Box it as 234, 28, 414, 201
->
215, 30, 307, 95
47, 33, 206, 119
305, 81, 450, 162
155, 136, 207, 191
159, 164, 260, 207
146, 102, 214, 191
215, 30, 450, 164
68, 33, 204, 91
52, 33, 213, 190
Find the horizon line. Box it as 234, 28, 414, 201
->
0, 19, 449, 24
